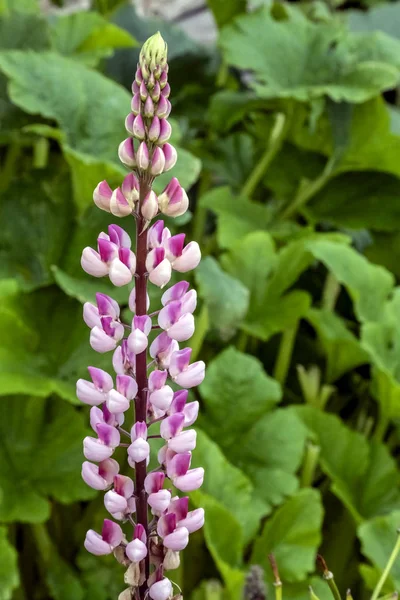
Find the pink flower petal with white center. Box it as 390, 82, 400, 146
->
116, 375, 138, 400
148, 369, 168, 391
76, 380, 105, 406
128, 438, 150, 465
114, 474, 135, 498
126, 539, 148, 562
90, 327, 117, 353
83, 437, 114, 462
118, 138, 136, 168
173, 467, 204, 492
134, 523, 147, 543
178, 508, 205, 533
168, 429, 197, 453
110, 187, 132, 217
169, 390, 188, 414
166, 452, 191, 479
104, 490, 128, 515
84, 530, 112, 555
93, 180, 113, 212
163, 527, 189, 551
149, 259, 172, 288
183, 401, 199, 426
81, 459, 119, 490
162, 143, 177, 172
161, 281, 190, 306
169, 348, 191, 379
149, 385, 173, 411
100, 317, 124, 341
172, 242, 201, 273
150, 332, 179, 369
148, 489, 171, 515
127, 329, 148, 354
108, 224, 131, 248
122, 172, 139, 204
175, 361, 206, 389
106, 389, 130, 414
102, 519, 123, 547
98, 238, 118, 263
166, 234, 185, 262
157, 513, 176, 538
128, 288, 150, 313
160, 413, 185, 440
157, 444, 168, 466
181, 290, 197, 314
96, 423, 120, 447
109, 258, 133, 287
141, 190, 159, 220
168, 496, 189, 521
88, 367, 114, 392
131, 421, 147, 441
144, 472, 165, 494
81, 248, 109, 277
149, 578, 173, 600
167, 313, 195, 342
147, 220, 165, 249
83, 303, 101, 328
96, 293, 120, 319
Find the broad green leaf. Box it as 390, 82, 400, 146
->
50, 11, 136, 67
349, 3, 400, 39
221, 231, 276, 314
0, 165, 73, 291
0, 397, 95, 523
358, 512, 400, 589
51, 265, 129, 305
306, 239, 394, 322
195, 257, 249, 340
306, 308, 369, 382
361, 288, 400, 419
220, 6, 400, 103
191, 429, 269, 542
200, 347, 281, 446
207, 0, 246, 28
295, 406, 400, 522
365, 230, 400, 280
0, 9, 49, 50
207, 133, 255, 191
231, 409, 307, 511
77, 552, 126, 600
0, 527, 19, 600
251, 489, 324, 582
208, 90, 269, 132
199, 187, 270, 249
306, 172, 400, 231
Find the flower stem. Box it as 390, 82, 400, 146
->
273, 322, 299, 386
134, 181, 151, 591
371, 530, 400, 600
240, 113, 286, 199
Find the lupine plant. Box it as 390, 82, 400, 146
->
77, 32, 205, 600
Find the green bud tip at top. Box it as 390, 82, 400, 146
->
140, 31, 168, 72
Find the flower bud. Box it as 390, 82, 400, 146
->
148, 117, 161, 142
146, 248, 172, 288
136, 141, 150, 171
162, 143, 177, 172
118, 138, 136, 168
163, 549, 180, 571
151, 147, 166, 176
93, 180, 113, 212
81, 248, 109, 278
149, 579, 173, 600
141, 190, 159, 221
156, 96, 170, 119
158, 178, 188, 217
144, 96, 155, 118
131, 93, 141, 115
110, 188, 132, 217
125, 113, 135, 135
84, 520, 123, 556
133, 115, 146, 140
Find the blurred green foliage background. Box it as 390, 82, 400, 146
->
3, 0, 400, 599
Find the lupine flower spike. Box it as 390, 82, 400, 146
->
78, 32, 205, 600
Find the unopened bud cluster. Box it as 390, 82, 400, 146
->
78, 33, 205, 600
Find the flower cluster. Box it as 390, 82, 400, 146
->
77, 33, 205, 600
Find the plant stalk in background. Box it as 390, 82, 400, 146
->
77, 32, 205, 600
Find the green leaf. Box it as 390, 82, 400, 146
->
50, 11, 136, 66
199, 187, 270, 249
51, 265, 129, 305
207, 133, 255, 191
195, 257, 250, 340
207, 0, 246, 28
306, 172, 400, 231
305, 239, 394, 323
0, 397, 95, 523
0, 165, 73, 291
232, 408, 307, 511
208, 90, 268, 133
306, 308, 369, 382
349, 3, 400, 40
358, 512, 400, 589
0, 527, 19, 600
220, 6, 400, 103
251, 489, 324, 582
0, 9, 49, 50
361, 288, 400, 419
191, 429, 269, 542
200, 346, 281, 446
295, 406, 400, 522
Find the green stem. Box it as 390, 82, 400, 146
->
275, 583, 283, 600
281, 155, 336, 220
189, 305, 209, 361
192, 171, 211, 244
300, 441, 321, 487
322, 272, 340, 311
241, 113, 287, 198
324, 572, 342, 600
0, 141, 21, 194
33, 137, 50, 169
236, 330, 248, 353
373, 414, 389, 443
273, 322, 299, 386
371, 531, 400, 600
